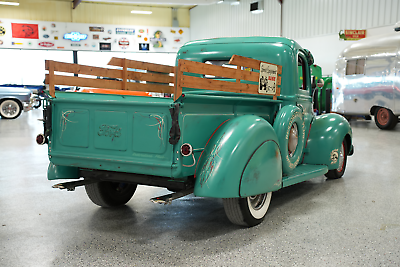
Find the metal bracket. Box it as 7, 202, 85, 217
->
150, 188, 194, 205
52, 179, 98, 191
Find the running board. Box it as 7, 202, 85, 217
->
282, 164, 328, 188
150, 188, 194, 205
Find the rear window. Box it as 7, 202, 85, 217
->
346, 59, 365, 75
204, 60, 253, 79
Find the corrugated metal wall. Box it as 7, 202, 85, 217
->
190, 0, 400, 40
283, 0, 400, 39
190, 0, 281, 40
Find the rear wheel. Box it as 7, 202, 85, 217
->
374, 107, 397, 130
85, 181, 137, 207
223, 192, 272, 227
0, 99, 22, 119
325, 139, 347, 179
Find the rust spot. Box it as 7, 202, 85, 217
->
275, 148, 280, 159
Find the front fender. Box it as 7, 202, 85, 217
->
194, 115, 282, 198
303, 113, 352, 169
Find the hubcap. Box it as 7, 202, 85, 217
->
377, 108, 389, 125
248, 194, 267, 211
288, 123, 299, 157
1, 100, 19, 117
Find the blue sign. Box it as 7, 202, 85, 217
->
63, 32, 88, 42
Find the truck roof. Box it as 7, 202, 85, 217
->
183, 36, 302, 51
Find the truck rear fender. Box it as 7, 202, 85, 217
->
194, 115, 282, 198
303, 113, 353, 169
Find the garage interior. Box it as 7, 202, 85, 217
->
1, 0, 400, 266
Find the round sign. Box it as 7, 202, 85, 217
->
118, 37, 129, 49
0, 26, 5, 36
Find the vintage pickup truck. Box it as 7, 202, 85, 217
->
37, 37, 354, 227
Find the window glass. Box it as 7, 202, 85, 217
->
204, 60, 238, 78
346, 59, 365, 75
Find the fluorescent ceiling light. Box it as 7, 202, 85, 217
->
131, 10, 152, 14
217, 0, 223, 3
0, 1, 19, 6
231, 1, 240, 5
251, 10, 263, 14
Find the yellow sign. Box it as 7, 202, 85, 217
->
0, 26, 5, 36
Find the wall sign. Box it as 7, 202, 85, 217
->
12, 23, 39, 39
64, 32, 88, 42
38, 42, 54, 47
100, 42, 111, 50
339, 30, 366, 41
118, 38, 129, 49
139, 43, 149, 51
89, 26, 104, 32
0, 26, 5, 36
150, 30, 166, 48
116, 28, 135, 35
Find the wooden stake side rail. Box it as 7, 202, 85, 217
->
45, 55, 282, 101
45, 58, 175, 97
174, 55, 282, 101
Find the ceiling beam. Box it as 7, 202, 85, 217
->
73, 0, 82, 9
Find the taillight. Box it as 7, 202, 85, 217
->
180, 143, 193, 156
36, 134, 46, 145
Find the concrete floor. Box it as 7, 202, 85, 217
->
1, 109, 399, 267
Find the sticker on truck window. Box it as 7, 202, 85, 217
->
259, 62, 278, 95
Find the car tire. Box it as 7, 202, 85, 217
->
223, 192, 272, 227
325, 139, 347, 179
374, 107, 397, 130
0, 99, 22, 119
85, 181, 137, 207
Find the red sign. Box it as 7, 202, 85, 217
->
12, 23, 39, 39
344, 30, 366, 40
38, 42, 54, 48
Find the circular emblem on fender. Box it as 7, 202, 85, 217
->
0, 26, 5, 36
330, 149, 339, 164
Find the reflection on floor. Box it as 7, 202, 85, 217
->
1, 110, 399, 266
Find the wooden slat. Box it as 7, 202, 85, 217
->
174, 60, 183, 101
181, 76, 259, 94
127, 72, 174, 84
122, 58, 127, 90
108, 57, 175, 74
45, 60, 123, 79
229, 55, 283, 74
179, 59, 259, 82
45, 74, 174, 94
48, 60, 55, 97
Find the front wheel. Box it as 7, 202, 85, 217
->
223, 192, 272, 227
374, 107, 397, 130
325, 139, 347, 179
85, 181, 137, 207
0, 99, 22, 119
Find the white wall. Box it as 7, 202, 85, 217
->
296, 25, 396, 76
0, 49, 176, 85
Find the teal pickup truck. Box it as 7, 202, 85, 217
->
37, 37, 354, 227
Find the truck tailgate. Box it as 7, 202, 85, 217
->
49, 92, 174, 177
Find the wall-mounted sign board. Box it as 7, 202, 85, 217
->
0, 18, 190, 52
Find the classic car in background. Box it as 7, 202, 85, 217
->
0, 86, 33, 119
